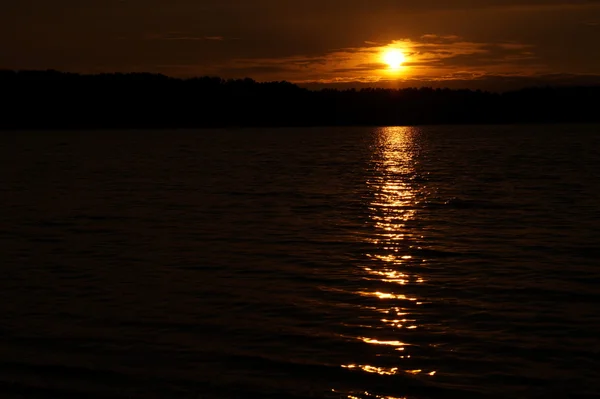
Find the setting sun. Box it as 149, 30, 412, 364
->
382, 49, 406, 70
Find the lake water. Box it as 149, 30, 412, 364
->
1, 125, 600, 399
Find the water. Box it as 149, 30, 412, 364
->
1, 125, 600, 399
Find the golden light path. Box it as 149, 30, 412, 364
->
340, 127, 436, 399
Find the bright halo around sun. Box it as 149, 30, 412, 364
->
382, 49, 406, 70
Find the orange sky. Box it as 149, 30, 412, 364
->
2, 0, 600, 89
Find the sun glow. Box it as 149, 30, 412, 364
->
382, 49, 406, 70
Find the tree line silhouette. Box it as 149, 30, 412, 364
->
1, 69, 599, 129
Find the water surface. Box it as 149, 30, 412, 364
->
1, 125, 600, 399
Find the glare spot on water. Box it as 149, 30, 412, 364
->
380, 319, 403, 328
361, 266, 410, 284
361, 337, 408, 347
356, 291, 417, 301
342, 364, 399, 375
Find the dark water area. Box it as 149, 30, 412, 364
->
1, 125, 600, 399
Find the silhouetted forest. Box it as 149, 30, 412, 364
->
2, 70, 599, 129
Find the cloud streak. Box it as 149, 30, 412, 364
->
208, 35, 543, 84
144, 32, 230, 41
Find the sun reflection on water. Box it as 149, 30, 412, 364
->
341, 127, 436, 393
362, 127, 422, 308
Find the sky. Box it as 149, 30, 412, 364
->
2, 0, 600, 90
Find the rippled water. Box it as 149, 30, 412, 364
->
1, 125, 600, 399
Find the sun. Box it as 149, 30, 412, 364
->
382, 49, 406, 70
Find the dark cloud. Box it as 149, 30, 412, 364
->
144, 33, 228, 41
333, 63, 389, 73
220, 65, 293, 75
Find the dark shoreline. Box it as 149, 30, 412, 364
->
2, 70, 600, 129
3, 121, 600, 132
